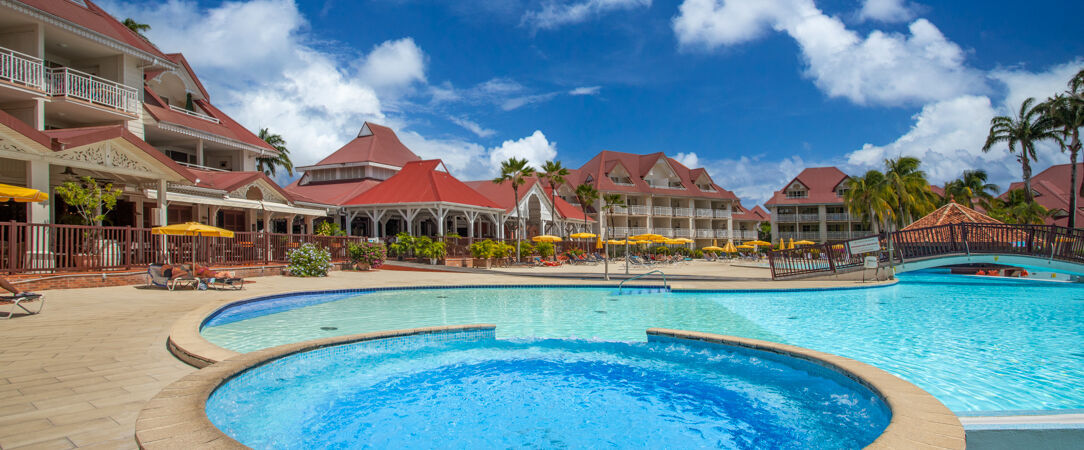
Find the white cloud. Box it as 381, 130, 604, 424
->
398, 131, 488, 179
357, 37, 427, 93
502, 92, 560, 111
673, 0, 984, 105
672, 152, 700, 169
487, 131, 558, 174
858, 0, 915, 23
991, 60, 1084, 115
449, 116, 497, 138
701, 154, 809, 206
569, 86, 602, 96
522, 0, 652, 31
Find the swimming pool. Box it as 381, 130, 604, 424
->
200, 271, 1084, 413
205, 330, 891, 449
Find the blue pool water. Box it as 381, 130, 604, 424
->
201, 272, 1084, 413
206, 334, 890, 449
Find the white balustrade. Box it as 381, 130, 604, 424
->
695, 208, 713, 218
673, 207, 693, 217
0, 46, 45, 91
46, 67, 139, 114
169, 104, 220, 123
652, 206, 672, 216
714, 209, 732, 219
627, 205, 650, 215
696, 229, 714, 238
673, 228, 692, 237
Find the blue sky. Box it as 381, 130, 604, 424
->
103, 0, 1083, 205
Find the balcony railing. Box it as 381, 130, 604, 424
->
827, 231, 855, 241
695, 208, 714, 218
673, 228, 692, 237
169, 104, 220, 123
611, 227, 629, 236
696, 229, 714, 238
673, 207, 693, 217
0, 47, 46, 91
776, 214, 796, 222
825, 213, 854, 221
627, 205, 649, 215
779, 231, 820, 241
652, 206, 672, 216
736, 230, 759, 240
798, 213, 821, 222
629, 227, 649, 235
654, 227, 673, 237
714, 229, 730, 239
46, 67, 139, 115
714, 209, 731, 219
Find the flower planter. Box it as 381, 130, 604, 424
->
473, 258, 492, 269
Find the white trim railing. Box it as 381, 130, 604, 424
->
654, 227, 673, 237
652, 206, 672, 216
696, 229, 714, 238
714, 229, 730, 239
695, 208, 713, 218
798, 213, 821, 222
673, 207, 693, 217
714, 209, 731, 219
673, 228, 692, 237
736, 230, 759, 240
776, 214, 796, 222
825, 213, 854, 221
610, 227, 629, 236
629, 227, 649, 235
46, 67, 139, 114
627, 205, 649, 215
169, 104, 220, 123
0, 47, 45, 91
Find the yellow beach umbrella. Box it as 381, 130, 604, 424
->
663, 238, 685, 245
722, 240, 738, 253
631, 233, 664, 242
794, 240, 816, 246
736, 244, 756, 250
570, 232, 596, 239
702, 245, 724, 251
152, 222, 234, 238
746, 240, 771, 247
596, 237, 604, 249
608, 239, 626, 245
532, 235, 563, 243
788, 238, 796, 249
712, 239, 718, 247
675, 238, 695, 244
0, 183, 49, 202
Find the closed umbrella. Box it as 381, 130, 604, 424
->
0, 183, 49, 202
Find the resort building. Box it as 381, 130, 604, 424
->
1003, 163, 1084, 228
0, 0, 330, 236
764, 167, 871, 243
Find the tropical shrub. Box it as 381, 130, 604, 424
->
314, 221, 345, 236
693, 249, 704, 258
288, 243, 332, 277
395, 232, 416, 256
491, 242, 514, 259
469, 240, 495, 258
418, 240, 447, 261
536, 241, 555, 258
518, 242, 535, 259
674, 247, 691, 256
347, 242, 386, 268
652, 246, 670, 255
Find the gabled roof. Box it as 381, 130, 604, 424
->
164, 53, 210, 100
345, 160, 501, 209
40, 124, 196, 183
903, 202, 1002, 230
284, 179, 381, 206
570, 150, 738, 200
142, 87, 276, 153
765, 167, 850, 206
17, 0, 171, 62
1003, 163, 1084, 227
185, 168, 322, 205
733, 204, 769, 222
310, 123, 421, 168
463, 177, 594, 222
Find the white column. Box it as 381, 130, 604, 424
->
818, 204, 828, 243
285, 214, 298, 234
26, 160, 50, 224
726, 202, 734, 240
303, 216, 314, 235
196, 139, 204, 167
262, 210, 273, 232
156, 179, 168, 226
208, 206, 220, 227
437, 206, 446, 236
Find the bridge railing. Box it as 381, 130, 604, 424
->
769, 222, 1084, 280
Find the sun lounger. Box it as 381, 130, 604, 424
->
2, 292, 44, 319
209, 277, 244, 290
148, 264, 200, 291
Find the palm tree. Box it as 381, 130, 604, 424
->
944, 169, 999, 209
883, 156, 933, 227
1070, 68, 1084, 98
601, 193, 625, 238
987, 189, 1052, 225
983, 97, 1060, 203
122, 18, 150, 38
257, 128, 294, 177
843, 170, 894, 234
574, 183, 599, 233
538, 160, 569, 234
1043, 92, 1084, 228
493, 157, 535, 262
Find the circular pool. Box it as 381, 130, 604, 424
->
205, 333, 890, 448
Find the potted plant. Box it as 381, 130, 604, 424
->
491, 242, 514, 267
412, 236, 433, 263
518, 241, 535, 261
419, 240, 446, 265
287, 243, 332, 277
347, 241, 386, 270
469, 239, 494, 268
54, 176, 123, 269
536, 241, 555, 260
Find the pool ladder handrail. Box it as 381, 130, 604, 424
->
617, 270, 669, 295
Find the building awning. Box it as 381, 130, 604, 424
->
146, 190, 327, 217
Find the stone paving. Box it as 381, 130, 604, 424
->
0, 268, 882, 449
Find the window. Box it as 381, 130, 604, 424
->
608, 176, 633, 185
785, 189, 807, 199
835, 187, 849, 197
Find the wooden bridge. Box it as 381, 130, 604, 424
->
768, 223, 1084, 280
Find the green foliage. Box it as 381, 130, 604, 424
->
844, 170, 893, 234
314, 221, 345, 236
652, 246, 670, 255
469, 240, 495, 258
390, 232, 415, 257
122, 18, 150, 37
445, 232, 461, 238
943, 169, 999, 209
985, 189, 1052, 225
757, 222, 771, 240
347, 242, 386, 268
55, 176, 123, 227
536, 241, 555, 258
288, 243, 332, 277
983, 97, 1060, 203
693, 249, 705, 258
674, 247, 691, 256
518, 241, 535, 259
417, 239, 446, 261
257, 128, 294, 177
567, 247, 585, 257
491, 242, 514, 258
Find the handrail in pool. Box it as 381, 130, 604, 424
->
618, 269, 668, 294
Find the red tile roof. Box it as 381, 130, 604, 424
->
142, 87, 275, 153
18, 0, 171, 61
463, 177, 594, 222
1003, 163, 1084, 227
568, 150, 738, 200
765, 167, 850, 206
184, 168, 314, 204
733, 203, 769, 222
344, 160, 501, 208
284, 179, 381, 206
164, 53, 210, 100
903, 202, 1002, 230
0, 109, 54, 149
41, 125, 196, 182
312, 123, 421, 168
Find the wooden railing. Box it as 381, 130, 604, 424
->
0, 222, 368, 274
768, 222, 1084, 280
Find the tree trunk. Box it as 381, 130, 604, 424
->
1070, 130, 1080, 228
869, 207, 880, 235
549, 184, 558, 235
1022, 156, 1034, 203
513, 187, 521, 263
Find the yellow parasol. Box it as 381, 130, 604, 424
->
630, 233, 665, 242
570, 232, 596, 239
746, 240, 771, 246
531, 235, 563, 243
794, 240, 816, 246
663, 238, 685, 245
607, 239, 626, 245
736, 244, 756, 249
702, 245, 724, 251
0, 183, 49, 202
151, 222, 235, 267
596, 237, 604, 249
722, 240, 738, 253
788, 238, 796, 249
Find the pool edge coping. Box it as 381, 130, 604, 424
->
169, 281, 899, 369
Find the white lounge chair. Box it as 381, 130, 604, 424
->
148, 264, 199, 291
2, 292, 44, 319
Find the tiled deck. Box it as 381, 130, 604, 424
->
0, 269, 890, 448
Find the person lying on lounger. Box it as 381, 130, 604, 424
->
1, 276, 39, 298
160, 264, 193, 280
189, 264, 235, 280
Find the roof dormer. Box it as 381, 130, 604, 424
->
785, 181, 808, 199
606, 163, 633, 186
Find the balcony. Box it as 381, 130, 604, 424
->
825, 213, 854, 221
826, 231, 857, 241
714, 209, 731, 219
695, 208, 713, 218
779, 231, 820, 242
169, 104, 220, 123
46, 67, 139, 116
798, 213, 821, 222
629, 227, 649, 235
653, 227, 673, 237
627, 205, 649, 215
673, 207, 693, 217
0, 47, 46, 93
714, 229, 730, 239
696, 229, 714, 238
776, 214, 796, 222
673, 228, 692, 237
652, 206, 672, 216
736, 230, 759, 240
